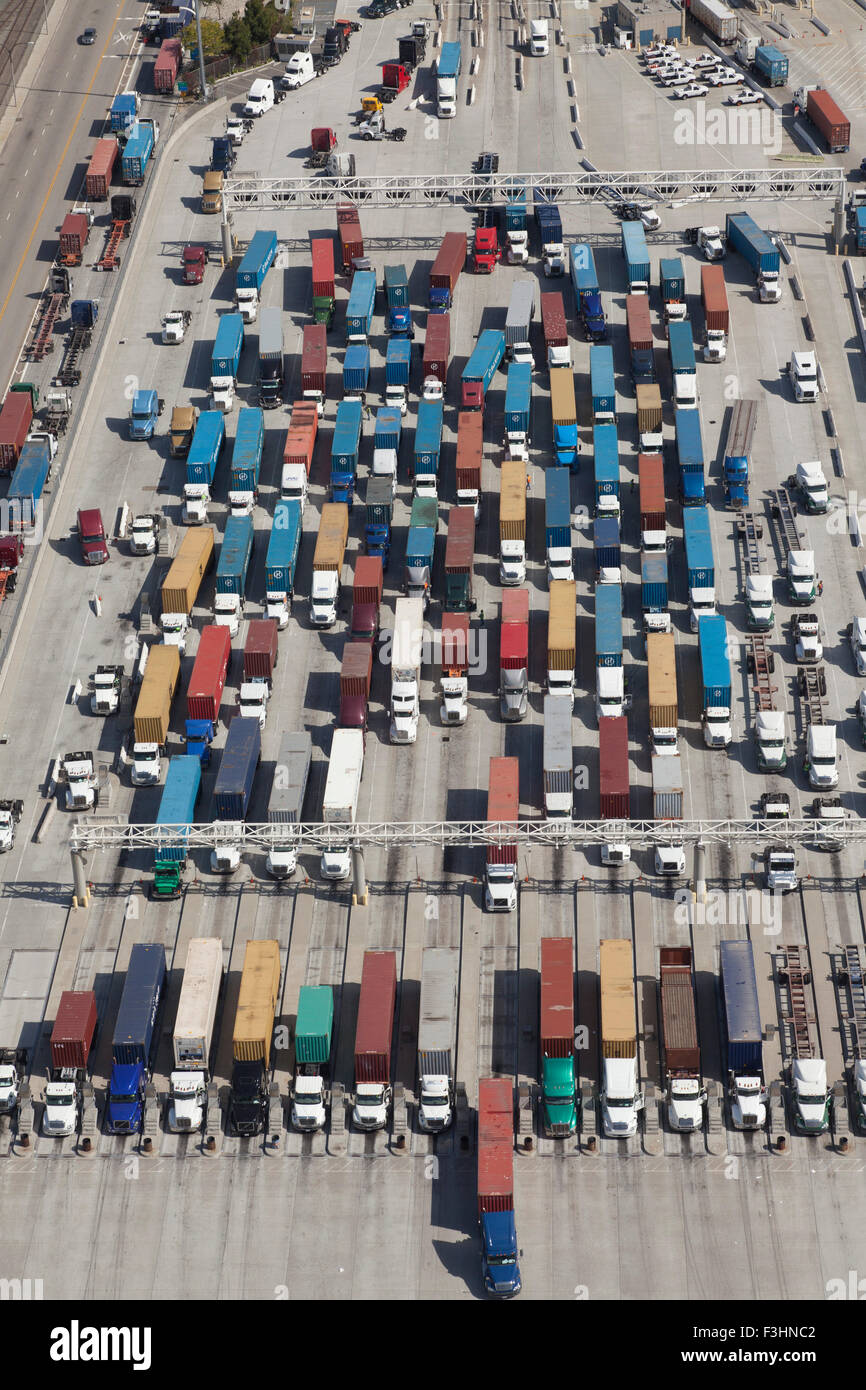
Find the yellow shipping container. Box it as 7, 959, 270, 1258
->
600, 938, 637, 1059
499, 459, 526, 541
133, 644, 180, 746
636, 382, 662, 434
647, 632, 678, 730
232, 940, 281, 1064
547, 580, 576, 669
550, 368, 577, 427
313, 503, 349, 571
161, 527, 214, 616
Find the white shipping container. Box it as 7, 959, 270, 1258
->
689, 0, 738, 42
173, 937, 223, 1069
323, 728, 364, 823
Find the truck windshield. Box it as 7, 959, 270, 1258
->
136, 748, 159, 764
421, 1093, 448, 1107
110, 1092, 138, 1104
607, 1096, 633, 1107
49, 1094, 74, 1107
488, 1253, 516, 1267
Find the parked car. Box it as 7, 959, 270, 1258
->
728, 89, 762, 105
672, 83, 709, 100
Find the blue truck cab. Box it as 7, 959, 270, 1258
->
675, 408, 705, 506
107, 943, 167, 1133
481, 1210, 522, 1297
365, 476, 394, 566
129, 388, 164, 440
570, 243, 606, 341
384, 264, 413, 337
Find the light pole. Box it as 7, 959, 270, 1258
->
193, 0, 210, 101
7, 39, 36, 109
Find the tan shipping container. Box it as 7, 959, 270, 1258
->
313, 503, 349, 571
600, 938, 637, 1059
647, 632, 678, 729
170, 405, 198, 457
499, 459, 526, 541
636, 382, 662, 434
133, 644, 180, 745
548, 580, 576, 669
161, 527, 214, 616
232, 939, 281, 1064
549, 368, 577, 427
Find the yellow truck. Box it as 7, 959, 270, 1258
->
201, 169, 223, 214
499, 458, 526, 585
547, 579, 576, 701
230, 940, 281, 1137
160, 527, 214, 651
310, 502, 349, 628
599, 938, 642, 1140
131, 644, 180, 786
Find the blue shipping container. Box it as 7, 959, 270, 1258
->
504, 362, 532, 436
659, 257, 685, 302
216, 514, 254, 595
211, 314, 244, 378
593, 424, 619, 501
594, 516, 621, 569
154, 756, 202, 864
345, 270, 377, 340
265, 500, 302, 594
374, 407, 402, 453
229, 408, 264, 492
719, 940, 763, 1073
343, 343, 370, 396
683, 506, 714, 588
112, 944, 167, 1066
675, 408, 704, 472
621, 221, 650, 288
236, 230, 277, 291
7, 440, 51, 527
545, 468, 571, 548
641, 552, 668, 609
590, 345, 616, 419
120, 121, 154, 184
414, 400, 443, 475
331, 400, 363, 470
213, 716, 261, 820
462, 329, 505, 393
668, 321, 697, 375
698, 614, 731, 707
186, 411, 225, 487
385, 338, 411, 386
110, 93, 139, 133
725, 213, 780, 276
595, 583, 623, 667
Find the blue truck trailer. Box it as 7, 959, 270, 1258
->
641, 552, 669, 629
330, 398, 363, 504
659, 257, 685, 308
621, 220, 650, 292
210, 313, 244, 408
216, 514, 254, 616
384, 264, 413, 336
120, 121, 154, 184
544, 467, 572, 583
719, 940, 765, 1129
365, 476, 394, 566
594, 515, 621, 583
413, 399, 443, 494
7, 439, 52, 530
345, 269, 377, 341
385, 337, 411, 395
265, 499, 302, 627
107, 943, 167, 1134
504, 198, 526, 232
683, 505, 715, 629
725, 213, 781, 301
110, 93, 139, 134
343, 343, 370, 400
590, 344, 616, 424
570, 243, 606, 341
595, 583, 623, 666
698, 613, 732, 748
754, 44, 788, 86
535, 202, 562, 247
405, 513, 436, 607
227, 407, 264, 514
152, 755, 202, 896
184, 411, 225, 521
461, 329, 505, 410
855, 207, 866, 254
593, 424, 620, 517
213, 717, 261, 821
504, 362, 532, 444
675, 408, 705, 505
668, 321, 698, 410
236, 229, 277, 307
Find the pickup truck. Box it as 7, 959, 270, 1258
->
161, 309, 191, 345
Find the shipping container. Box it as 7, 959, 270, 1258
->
354, 951, 397, 1084
112, 943, 166, 1066
487, 756, 519, 866
6, 439, 51, 528
542, 695, 573, 817
153, 37, 182, 92
477, 1076, 514, 1212
172, 937, 223, 1069
540, 937, 574, 1056
244, 619, 278, 682
161, 527, 214, 615
0, 391, 32, 471
626, 294, 654, 381
314, 503, 350, 572
50, 991, 97, 1070
187, 624, 230, 725
267, 731, 311, 826
85, 137, 119, 199
429, 231, 466, 310
599, 939, 636, 1059
59, 212, 90, 263
301, 323, 327, 396
337, 204, 363, 271
719, 940, 763, 1073
154, 756, 201, 863
807, 87, 850, 153
659, 947, 700, 1073
339, 642, 373, 727
455, 409, 483, 499
595, 583, 623, 668
689, 0, 738, 42
753, 44, 788, 86
133, 644, 180, 746
504, 281, 535, 352
548, 580, 576, 671
311, 236, 335, 299
423, 314, 450, 383
444, 505, 476, 610
540, 291, 567, 347
639, 454, 666, 533
599, 715, 629, 819
213, 715, 260, 821
652, 753, 683, 819
701, 264, 729, 333
232, 939, 280, 1065
417, 948, 459, 1079
295, 986, 333, 1066
621, 220, 650, 290
647, 631, 678, 731
351, 555, 383, 641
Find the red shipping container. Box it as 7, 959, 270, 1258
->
186, 624, 231, 724
660, 947, 700, 1073
289, 400, 319, 435
502, 587, 529, 628
477, 1076, 514, 1213
0, 393, 33, 472
701, 265, 729, 334
311, 236, 335, 298
85, 138, 118, 200
59, 212, 90, 263
807, 88, 850, 152
455, 410, 483, 494
487, 756, 519, 866
282, 424, 316, 475
540, 291, 567, 347
444, 506, 475, 574
441, 612, 469, 674
500, 622, 528, 670
301, 324, 327, 394
153, 37, 182, 93
430, 231, 466, 292
599, 715, 629, 820
354, 951, 397, 1084
50, 991, 97, 1070
541, 937, 574, 1057
638, 454, 665, 532
337, 204, 363, 271
352, 555, 383, 608
626, 294, 653, 352
423, 314, 450, 383
244, 618, 278, 682
339, 642, 372, 729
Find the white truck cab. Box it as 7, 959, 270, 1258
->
161, 310, 190, 345
746, 573, 773, 628
789, 350, 819, 403
310, 571, 339, 628
506, 230, 529, 266
543, 243, 567, 277
794, 459, 828, 512
131, 742, 161, 787
282, 51, 317, 88
806, 725, 838, 790
484, 862, 518, 913
764, 846, 798, 893
601, 1058, 643, 1137
167, 1071, 207, 1132
42, 1079, 79, 1137
130, 513, 158, 554
214, 593, 242, 637
320, 845, 352, 881
601, 841, 631, 867
787, 549, 816, 604
291, 1075, 327, 1131
499, 537, 526, 586
160, 612, 189, 651
655, 844, 686, 877
791, 1058, 830, 1134
280, 463, 308, 512
352, 1081, 392, 1131
62, 752, 97, 810
440, 672, 468, 725
698, 226, 725, 260
422, 375, 444, 403
244, 77, 274, 117
730, 1074, 766, 1130
667, 1077, 706, 1131
237, 681, 269, 727
596, 666, 626, 721
530, 18, 549, 54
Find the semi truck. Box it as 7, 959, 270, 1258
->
626, 294, 654, 384
301, 324, 328, 416
598, 939, 642, 1134
621, 220, 650, 293
235, 229, 277, 322
503, 362, 532, 460
120, 120, 156, 185
595, 583, 625, 721
228, 407, 264, 516
229, 939, 280, 1137
500, 588, 529, 721
436, 41, 461, 117
132, 643, 179, 786
593, 424, 620, 519
668, 321, 698, 410
151, 756, 201, 898
383, 338, 409, 412
542, 695, 573, 818
264, 499, 302, 629
599, 715, 630, 866
540, 937, 577, 1135
701, 264, 729, 362
311, 236, 336, 328
43, 991, 98, 1137
373, 405, 402, 485
456, 409, 483, 515
210, 717, 261, 873
485, 756, 519, 912
213, 514, 253, 636
290, 985, 334, 1131
161, 526, 214, 649
413, 399, 443, 498
722, 397, 757, 510
339, 642, 372, 735
384, 263, 412, 337
570, 242, 606, 341
636, 382, 663, 453
802, 87, 850, 153
336, 203, 363, 271
311, 503, 349, 628
365, 476, 394, 567
440, 612, 470, 725
264, 731, 311, 879
683, 505, 715, 631
167, 937, 222, 1133
676, 407, 705, 507
545, 467, 573, 584
5, 438, 53, 531
257, 305, 283, 407
106, 944, 166, 1135
719, 940, 766, 1130
499, 458, 526, 585
461, 329, 505, 411
0, 391, 32, 472
660, 947, 705, 1132
477, 1077, 521, 1297
725, 212, 781, 303
594, 515, 621, 585
535, 200, 565, 275
281, 404, 317, 511
417, 947, 459, 1131
352, 950, 396, 1130
540, 291, 570, 370
422, 315, 450, 400
238, 619, 278, 728
429, 231, 466, 312
405, 495, 437, 606
550, 367, 578, 470
642, 551, 670, 633
210, 312, 244, 412
590, 344, 616, 424
170, 403, 198, 457
350, 554, 383, 646
390, 595, 425, 743
699, 614, 732, 747
548, 580, 576, 701
647, 631, 678, 754
184, 624, 230, 766
444, 506, 475, 611
504, 281, 535, 363
330, 399, 363, 504
182, 411, 225, 524
320, 727, 364, 882
345, 269, 377, 342
659, 257, 686, 324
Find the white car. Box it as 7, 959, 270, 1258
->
693, 53, 721, 69
672, 83, 709, 99
644, 44, 677, 59
663, 71, 693, 87
728, 89, 762, 105
850, 618, 866, 675
708, 69, 742, 87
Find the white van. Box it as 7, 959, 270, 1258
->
244, 77, 274, 117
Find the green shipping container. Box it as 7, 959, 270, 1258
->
295, 986, 334, 1065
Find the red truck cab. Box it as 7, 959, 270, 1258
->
78, 508, 108, 565
473, 227, 500, 274
183, 244, 206, 284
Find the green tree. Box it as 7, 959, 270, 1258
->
224, 13, 253, 62
180, 17, 226, 56
244, 0, 272, 43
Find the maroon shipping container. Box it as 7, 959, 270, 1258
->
541, 937, 574, 1057
430, 231, 466, 293
351, 555, 383, 642
186, 624, 231, 725
701, 265, 729, 334
477, 1076, 514, 1213
0, 393, 33, 472
153, 37, 182, 92
441, 612, 469, 673
807, 88, 850, 152
311, 236, 335, 298
337, 204, 363, 271
0, 535, 24, 569
59, 212, 90, 263
423, 314, 450, 384
50, 991, 97, 1071
444, 506, 475, 575
301, 324, 327, 395
244, 618, 279, 682
85, 138, 118, 200
599, 715, 629, 820
638, 454, 666, 532
487, 756, 519, 866
354, 950, 397, 1084
339, 642, 373, 728
455, 411, 482, 495
660, 947, 700, 1073
540, 291, 567, 348
626, 294, 652, 352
